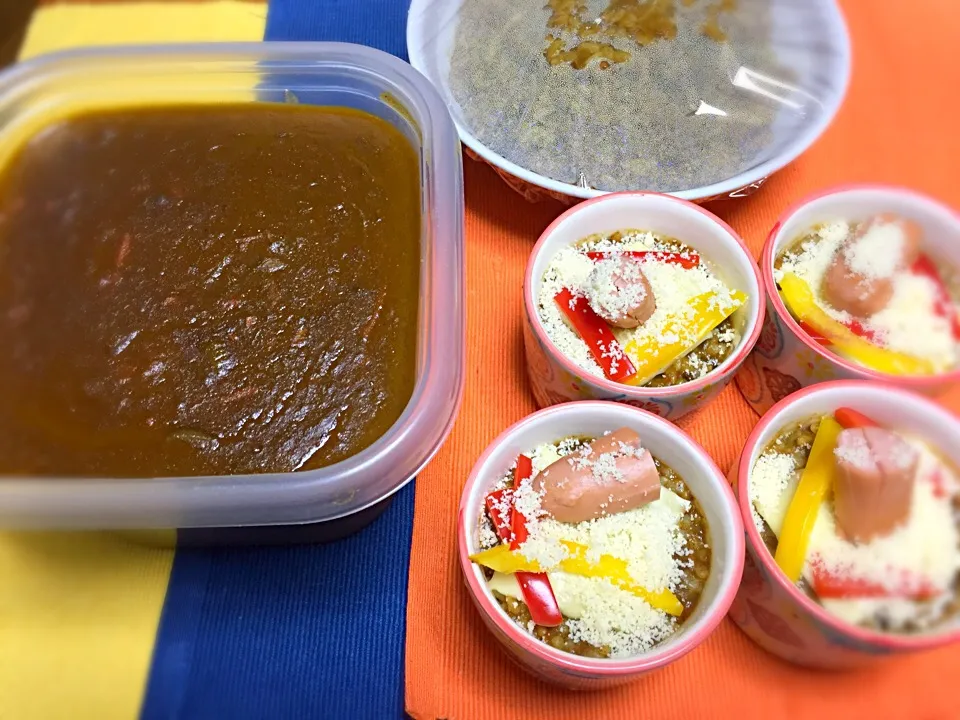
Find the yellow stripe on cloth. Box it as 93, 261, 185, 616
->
1, 3, 266, 719
0, 533, 174, 720
19, 1, 267, 60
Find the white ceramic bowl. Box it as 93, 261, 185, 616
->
523, 192, 763, 420
458, 401, 744, 688
729, 380, 960, 668
736, 184, 960, 416
407, 0, 852, 204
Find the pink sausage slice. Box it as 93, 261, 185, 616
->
532, 427, 661, 523
821, 214, 922, 318
833, 427, 919, 542
584, 257, 656, 329
822, 253, 893, 318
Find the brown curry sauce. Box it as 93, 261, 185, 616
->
0, 103, 420, 478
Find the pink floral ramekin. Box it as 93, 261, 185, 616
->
735, 184, 960, 416
729, 380, 960, 668
458, 401, 744, 688
523, 191, 764, 421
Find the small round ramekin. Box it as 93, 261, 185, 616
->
523, 192, 764, 421
735, 184, 960, 416
457, 401, 744, 689
729, 380, 960, 668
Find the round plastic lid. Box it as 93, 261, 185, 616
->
408, 0, 851, 199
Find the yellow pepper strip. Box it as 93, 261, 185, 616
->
557, 541, 684, 616
773, 415, 843, 583
469, 540, 684, 616
778, 273, 936, 376
621, 290, 747, 386
470, 543, 541, 574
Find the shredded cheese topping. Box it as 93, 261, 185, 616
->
748, 452, 798, 536
750, 428, 960, 630
536, 230, 742, 383
833, 432, 873, 469
844, 222, 907, 280
483, 437, 702, 657
584, 257, 648, 323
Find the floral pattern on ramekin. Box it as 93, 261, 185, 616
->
679, 385, 719, 412
619, 397, 675, 418
736, 294, 847, 416
729, 532, 896, 668
734, 357, 764, 406
522, 315, 736, 422
464, 575, 636, 689
755, 303, 784, 359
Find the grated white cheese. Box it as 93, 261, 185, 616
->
869, 273, 957, 370
582, 230, 662, 254
537, 246, 606, 377
817, 221, 852, 245
557, 574, 677, 655
610, 260, 738, 364
484, 438, 697, 657
478, 521, 498, 549
519, 485, 689, 602
536, 232, 741, 383
834, 431, 873, 469
751, 432, 960, 629
843, 221, 907, 280
748, 451, 798, 536
774, 221, 852, 324
488, 570, 677, 655
530, 441, 565, 474
583, 258, 648, 324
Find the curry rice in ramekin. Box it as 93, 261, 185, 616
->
524, 192, 763, 422
730, 380, 960, 668
458, 401, 743, 688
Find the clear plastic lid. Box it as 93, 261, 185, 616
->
0, 43, 465, 529
408, 0, 851, 199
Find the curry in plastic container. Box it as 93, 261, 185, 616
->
471, 428, 712, 657
0, 102, 420, 478
749, 406, 960, 632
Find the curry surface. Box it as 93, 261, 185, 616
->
0, 103, 420, 477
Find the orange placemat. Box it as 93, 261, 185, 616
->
405, 0, 960, 717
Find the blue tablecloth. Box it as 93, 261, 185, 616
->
143, 486, 413, 719
142, 6, 417, 718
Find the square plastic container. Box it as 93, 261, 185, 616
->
0, 43, 465, 540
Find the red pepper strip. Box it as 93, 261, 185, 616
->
912, 254, 960, 340
515, 572, 564, 626
484, 488, 514, 542
833, 407, 879, 429
798, 320, 833, 346
585, 250, 700, 269
802, 317, 874, 345
554, 288, 638, 383
509, 454, 563, 626
811, 565, 939, 600
509, 455, 534, 550
844, 318, 879, 343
